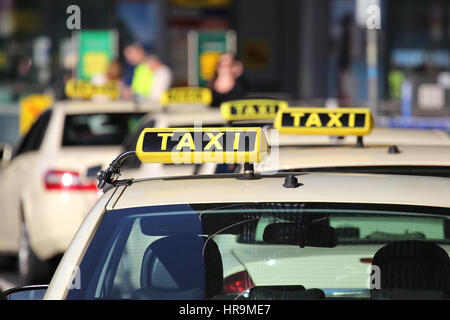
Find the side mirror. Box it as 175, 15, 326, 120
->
3, 285, 48, 300
0, 143, 12, 166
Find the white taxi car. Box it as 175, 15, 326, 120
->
3, 126, 449, 300
196, 105, 450, 177
255, 107, 450, 177
0, 100, 148, 284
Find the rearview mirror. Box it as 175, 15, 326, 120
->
263, 223, 337, 248
4, 285, 48, 300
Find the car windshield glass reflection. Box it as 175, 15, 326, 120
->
66, 203, 450, 300
6, 287, 47, 300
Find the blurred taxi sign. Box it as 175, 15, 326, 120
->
136, 127, 267, 164
274, 107, 373, 136
160, 87, 212, 107
19, 94, 53, 135
65, 79, 120, 99
221, 99, 289, 121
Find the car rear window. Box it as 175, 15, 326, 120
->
62, 113, 145, 146
66, 202, 450, 300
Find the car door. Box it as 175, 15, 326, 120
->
0, 110, 52, 252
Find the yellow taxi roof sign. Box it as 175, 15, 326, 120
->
274, 107, 374, 136
65, 79, 120, 99
136, 127, 267, 164
160, 87, 212, 106
220, 99, 289, 122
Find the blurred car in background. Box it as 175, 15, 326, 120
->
197, 107, 450, 177
256, 127, 450, 177
0, 100, 148, 284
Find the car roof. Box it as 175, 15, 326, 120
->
257, 145, 450, 171
108, 172, 450, 210
53, 100, 158, 114
270, 127, 450, 147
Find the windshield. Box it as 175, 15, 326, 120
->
62, 113, 145, 146
66, 202, 450, 300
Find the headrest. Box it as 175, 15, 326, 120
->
372, 240, 450, 265
371, 241, 450, 296
140, 235, 223, 299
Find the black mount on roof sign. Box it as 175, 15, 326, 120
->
238, 162, 261, 180
356, 136, 364, 148
97, 151, 136, 190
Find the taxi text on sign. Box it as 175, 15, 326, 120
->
160, 87, 212, 106
221, 99, 289, 121
274, 107, 373, 136
136, 128, 268, 164
65, 79, 120, 99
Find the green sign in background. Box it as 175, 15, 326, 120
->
191, 31, 235, 86
77, 30, 117, 81
197, 32, 227, 86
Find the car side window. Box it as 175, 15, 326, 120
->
12, 109, 52, 159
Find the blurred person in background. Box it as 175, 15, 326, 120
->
130, 51, 173, 104
123, 42, 147, 100
106, 60, 123, 82
146, 54, 173, 103
208, 52, 246, 107
91, 59, 123, 86
232, 58, 246, 89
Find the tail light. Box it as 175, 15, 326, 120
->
360, 258, 373, 264
222, 270, 255, 294
44, 170, 97, 191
